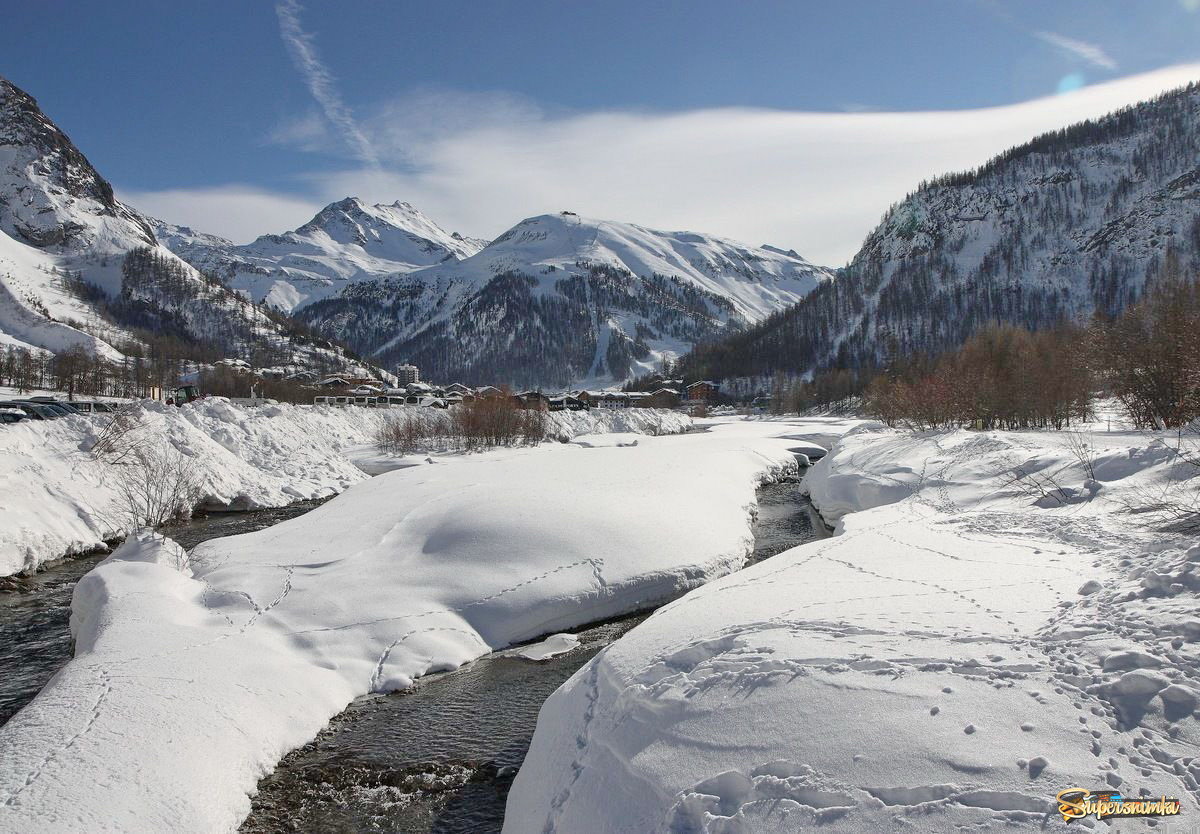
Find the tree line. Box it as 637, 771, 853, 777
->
845, 274, 1200, 430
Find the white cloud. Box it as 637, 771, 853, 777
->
121, 64, 1200, 265
1035, 31, 1118, 71
119, 185, 320, 244
275, 0, 380, 168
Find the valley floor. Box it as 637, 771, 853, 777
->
505, 421, 1200, 832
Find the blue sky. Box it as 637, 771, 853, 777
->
3, 1, 1200, 263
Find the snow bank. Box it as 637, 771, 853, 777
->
0, 418, 798, 833
0, 401, 689, 577
506, 425, 1200, 832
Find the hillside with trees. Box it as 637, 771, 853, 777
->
682, 83, 1200, 388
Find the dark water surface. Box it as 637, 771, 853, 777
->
240, 479, 820, 834
0, 501, 326, 727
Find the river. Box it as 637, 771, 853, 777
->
240, 478, 822, 833
0, 477, 821, 833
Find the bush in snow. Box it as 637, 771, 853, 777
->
375, 399, 548, 455
91, 409, 204, 528
1091, 272, 1200, 429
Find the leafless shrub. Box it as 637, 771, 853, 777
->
89, 405, 149, 466
1113, 427, 1200, 532
453, 397, 546, 451
999, 463, 1075, 507
1063, 428, 1097, 481
375, 399, 547, 455
111, 442, 205, 529
375, 408, 454, 454
92, 408, 204, 528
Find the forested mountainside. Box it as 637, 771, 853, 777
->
681, 82, 1200, 384
296, 212, 833, 387
0, 75, 370, 374
151, 198, 488, 313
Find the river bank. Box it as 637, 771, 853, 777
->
0, 501, 328, 728
505, 423, 1200, 832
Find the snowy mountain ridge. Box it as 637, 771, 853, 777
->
150, 196, 489, 313
0, 75, 372, 374
293, 211, 834, 387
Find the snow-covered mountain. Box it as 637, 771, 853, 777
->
683, 82, 1200, 384
0, 75, 370, 373
151, 197, 488, 312
296, 211, 834, 387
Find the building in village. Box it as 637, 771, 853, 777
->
396, 364, 420, 385
685, 381, 719, 402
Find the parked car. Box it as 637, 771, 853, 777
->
0, 409, 27, 424
28, 397, 82, 415
0, 401, 57, 420
70, 401, 116, 414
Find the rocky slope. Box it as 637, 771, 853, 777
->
0, 75, 368, 373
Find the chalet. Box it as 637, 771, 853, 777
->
475, 385, 504, 398
686, 381, 719, 402
515, 391, 551, 410
445, 383, 474, 396
317, 376, 353, 388
646, 387, 681, 408
578, 390, 631, 409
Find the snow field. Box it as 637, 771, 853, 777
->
0, 399, 690, 577
0, 416, 798, 833
505, 421, 1200, 832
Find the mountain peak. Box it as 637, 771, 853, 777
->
0, 75, 154, 249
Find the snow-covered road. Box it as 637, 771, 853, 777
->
0, 417, 819, 833
507, 424, 1200, 832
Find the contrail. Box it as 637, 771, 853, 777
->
275, 0, 380, 168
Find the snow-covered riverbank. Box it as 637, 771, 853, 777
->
506, 423, 1200, 832
0, 417, 803, 834
0, 400, 690, 577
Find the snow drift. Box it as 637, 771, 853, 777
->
506, 422, 1200, 832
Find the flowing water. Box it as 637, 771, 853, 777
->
240, 479, 822, 834
0, 501, 327, 727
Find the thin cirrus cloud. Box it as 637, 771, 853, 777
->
274, 0, 380, 169
123, 64, 1200, 267
1034, 30, 1118, 71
